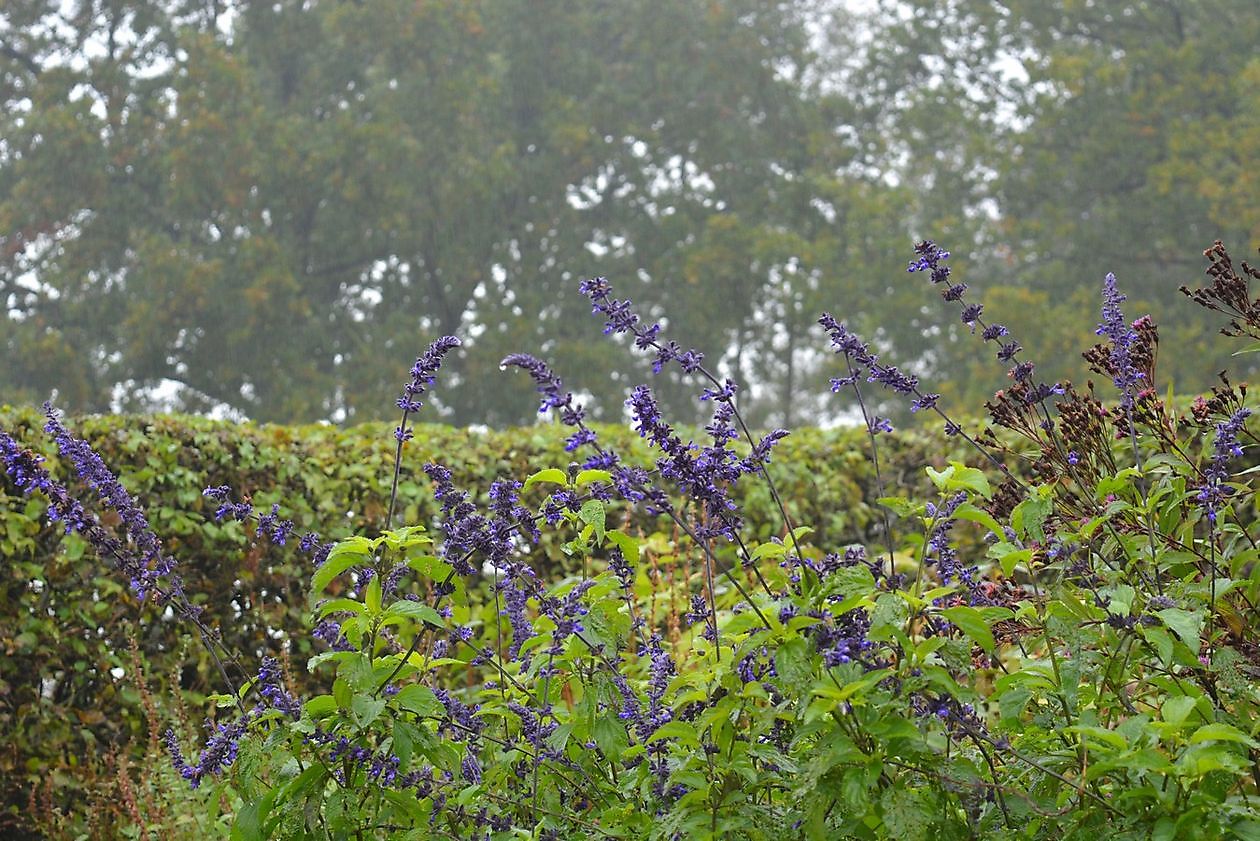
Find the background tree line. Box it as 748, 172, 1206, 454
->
1, 0, 1256, 428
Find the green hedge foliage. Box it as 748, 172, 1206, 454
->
0, 405, 961, 829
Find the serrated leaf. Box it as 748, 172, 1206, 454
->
605, 529, 640, 562
1160, 696, 1197, 728
876, 496, 919, 518
1141, 626, 1174, 666
998, 548, 1033, 578
945, 462, 992, 499
351, 694, 386, 728
303, 695, 337, 719
952, 503, 1003, 536
315, 598, 366, 619
647, 720, 700, 748
926, 464, 955, 491
579, 499, 605, 541
750, 541, 788, 561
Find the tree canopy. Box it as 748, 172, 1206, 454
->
1, 0, 1255, 427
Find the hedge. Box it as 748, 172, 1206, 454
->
0, 405, 966, 833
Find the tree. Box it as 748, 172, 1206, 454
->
1, 0, 882, 426
849, 0, 1260, 410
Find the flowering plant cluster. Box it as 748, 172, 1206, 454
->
5, 241, 1260, 839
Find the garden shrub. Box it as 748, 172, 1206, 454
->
4, 240, 1260, 839
0, 409, 963, 834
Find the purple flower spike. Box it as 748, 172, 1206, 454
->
1096, 273, 1144, 409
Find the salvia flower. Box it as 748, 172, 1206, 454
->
397, 336, 462, 414
1096, 273, 1144, 409
1198, 407, 1252, 524
43, 405, 182, 602
578, 277, 704, 376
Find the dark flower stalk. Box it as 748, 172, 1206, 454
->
818, 313, 1022, 489
43, 404, 182, 603
577, 278, 798, 558
816, 315, 897, 579
388, 336, 461, 528
201, 487, 334, 567
1096, 273, 1144, 413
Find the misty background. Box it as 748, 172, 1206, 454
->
1, 0, 1256, 429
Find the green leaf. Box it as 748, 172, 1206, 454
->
333, 677, 352, 711
351, 694, 387, 728
365, 574, 382, 613
1011, 491, 1052, 543
750, 541, 789, 561
384, 600, 444, 628
1160, 696, 1197, 728
395, 685, 443, 718
647, 720, 700, 748
876, 496, 919, 518
939, 605, 996, 653
1156, 608, 1204, 651
575, 469, 612, 486
952, 503, 1003, 537
579, 499, 606, 541
229, 799, 264, 841
926, 464, 955, 491
523, 468, 568, 490
315, 597, 367, 619
944, 462, 992, 499
303, 695, 338, 719
994, 546, 1033, 578
774, 637, 814, 689
311, 540, 371, 594
1190, 723, 1259, 747
1141, 626, 1174, 667
405, 553, 453, 581
606, 529, 640, 562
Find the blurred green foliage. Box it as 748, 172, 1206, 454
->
3, 1, 1255, 427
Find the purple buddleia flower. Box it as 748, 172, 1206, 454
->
460, 750, 483, 785
202, 487, 334, 566
421, 463, 485, 576
819, 314, 918, 397
508, 700, 560, 760
910, 242, 1063, 404
637, 635, 676, 739
164, 714, 252, 788
683, 593, 715, 641
537, 579, 597, 655
924, 492, 982, 599
626, 385, 750, 541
